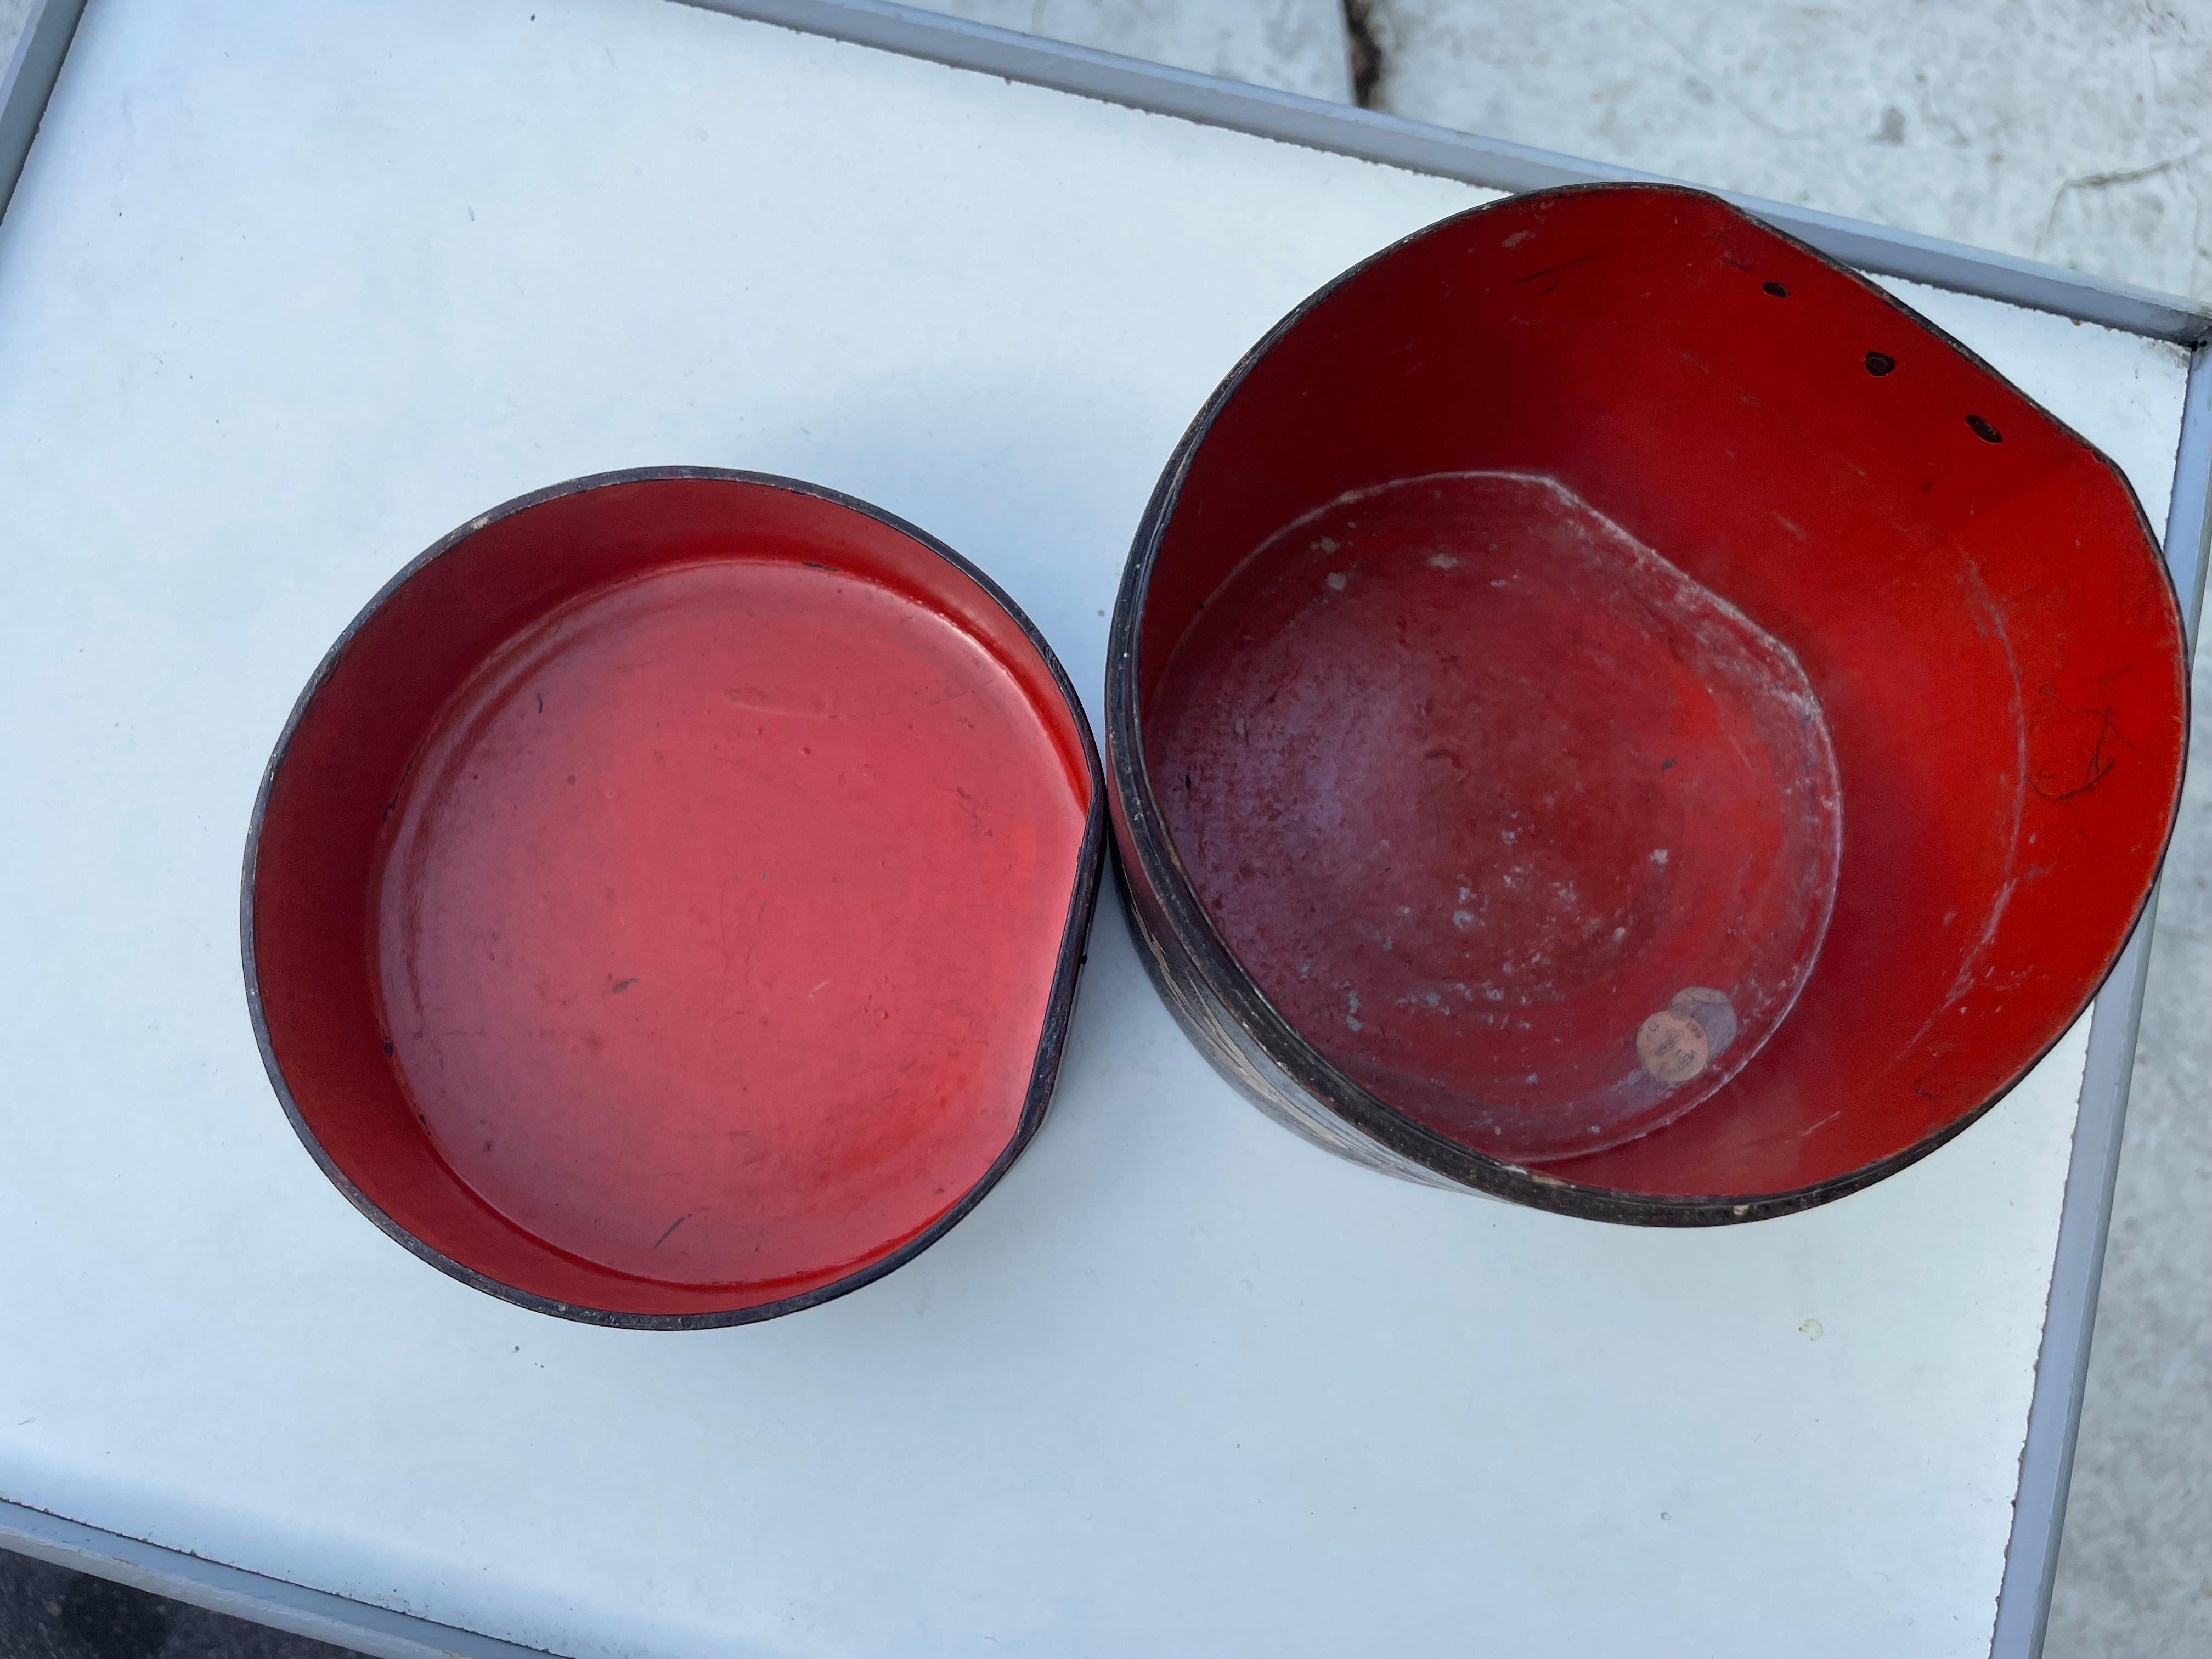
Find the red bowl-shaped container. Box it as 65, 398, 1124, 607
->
1107, 184, 2186, 1223
247, 470, 1103, 1323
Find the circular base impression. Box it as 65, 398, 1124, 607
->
1149, 472, 1842, 1161
379, 561, 1075, 1287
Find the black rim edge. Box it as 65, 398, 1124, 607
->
1103, 182, 2190, 1228
242, 466, 1109, 1327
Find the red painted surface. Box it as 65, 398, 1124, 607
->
1153, 473, 1841, 1160
1138, 185, 2186, 1199
252, 477, 1092, 1317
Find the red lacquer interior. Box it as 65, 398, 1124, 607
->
1139, 185, 2185, 1199
1153, 472, 1844, 1161
252, 476, 1093, 1317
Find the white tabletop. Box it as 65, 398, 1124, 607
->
0, 2, 2192, 1656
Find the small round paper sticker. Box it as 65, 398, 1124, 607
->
1636, 1008, 1711, 1086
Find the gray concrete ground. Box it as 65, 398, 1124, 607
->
2, 0, 2204, 1653
1361, 0, 2212, 308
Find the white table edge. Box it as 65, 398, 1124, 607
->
0, 1497, 553, 1659
2, 3, 2208, 1656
